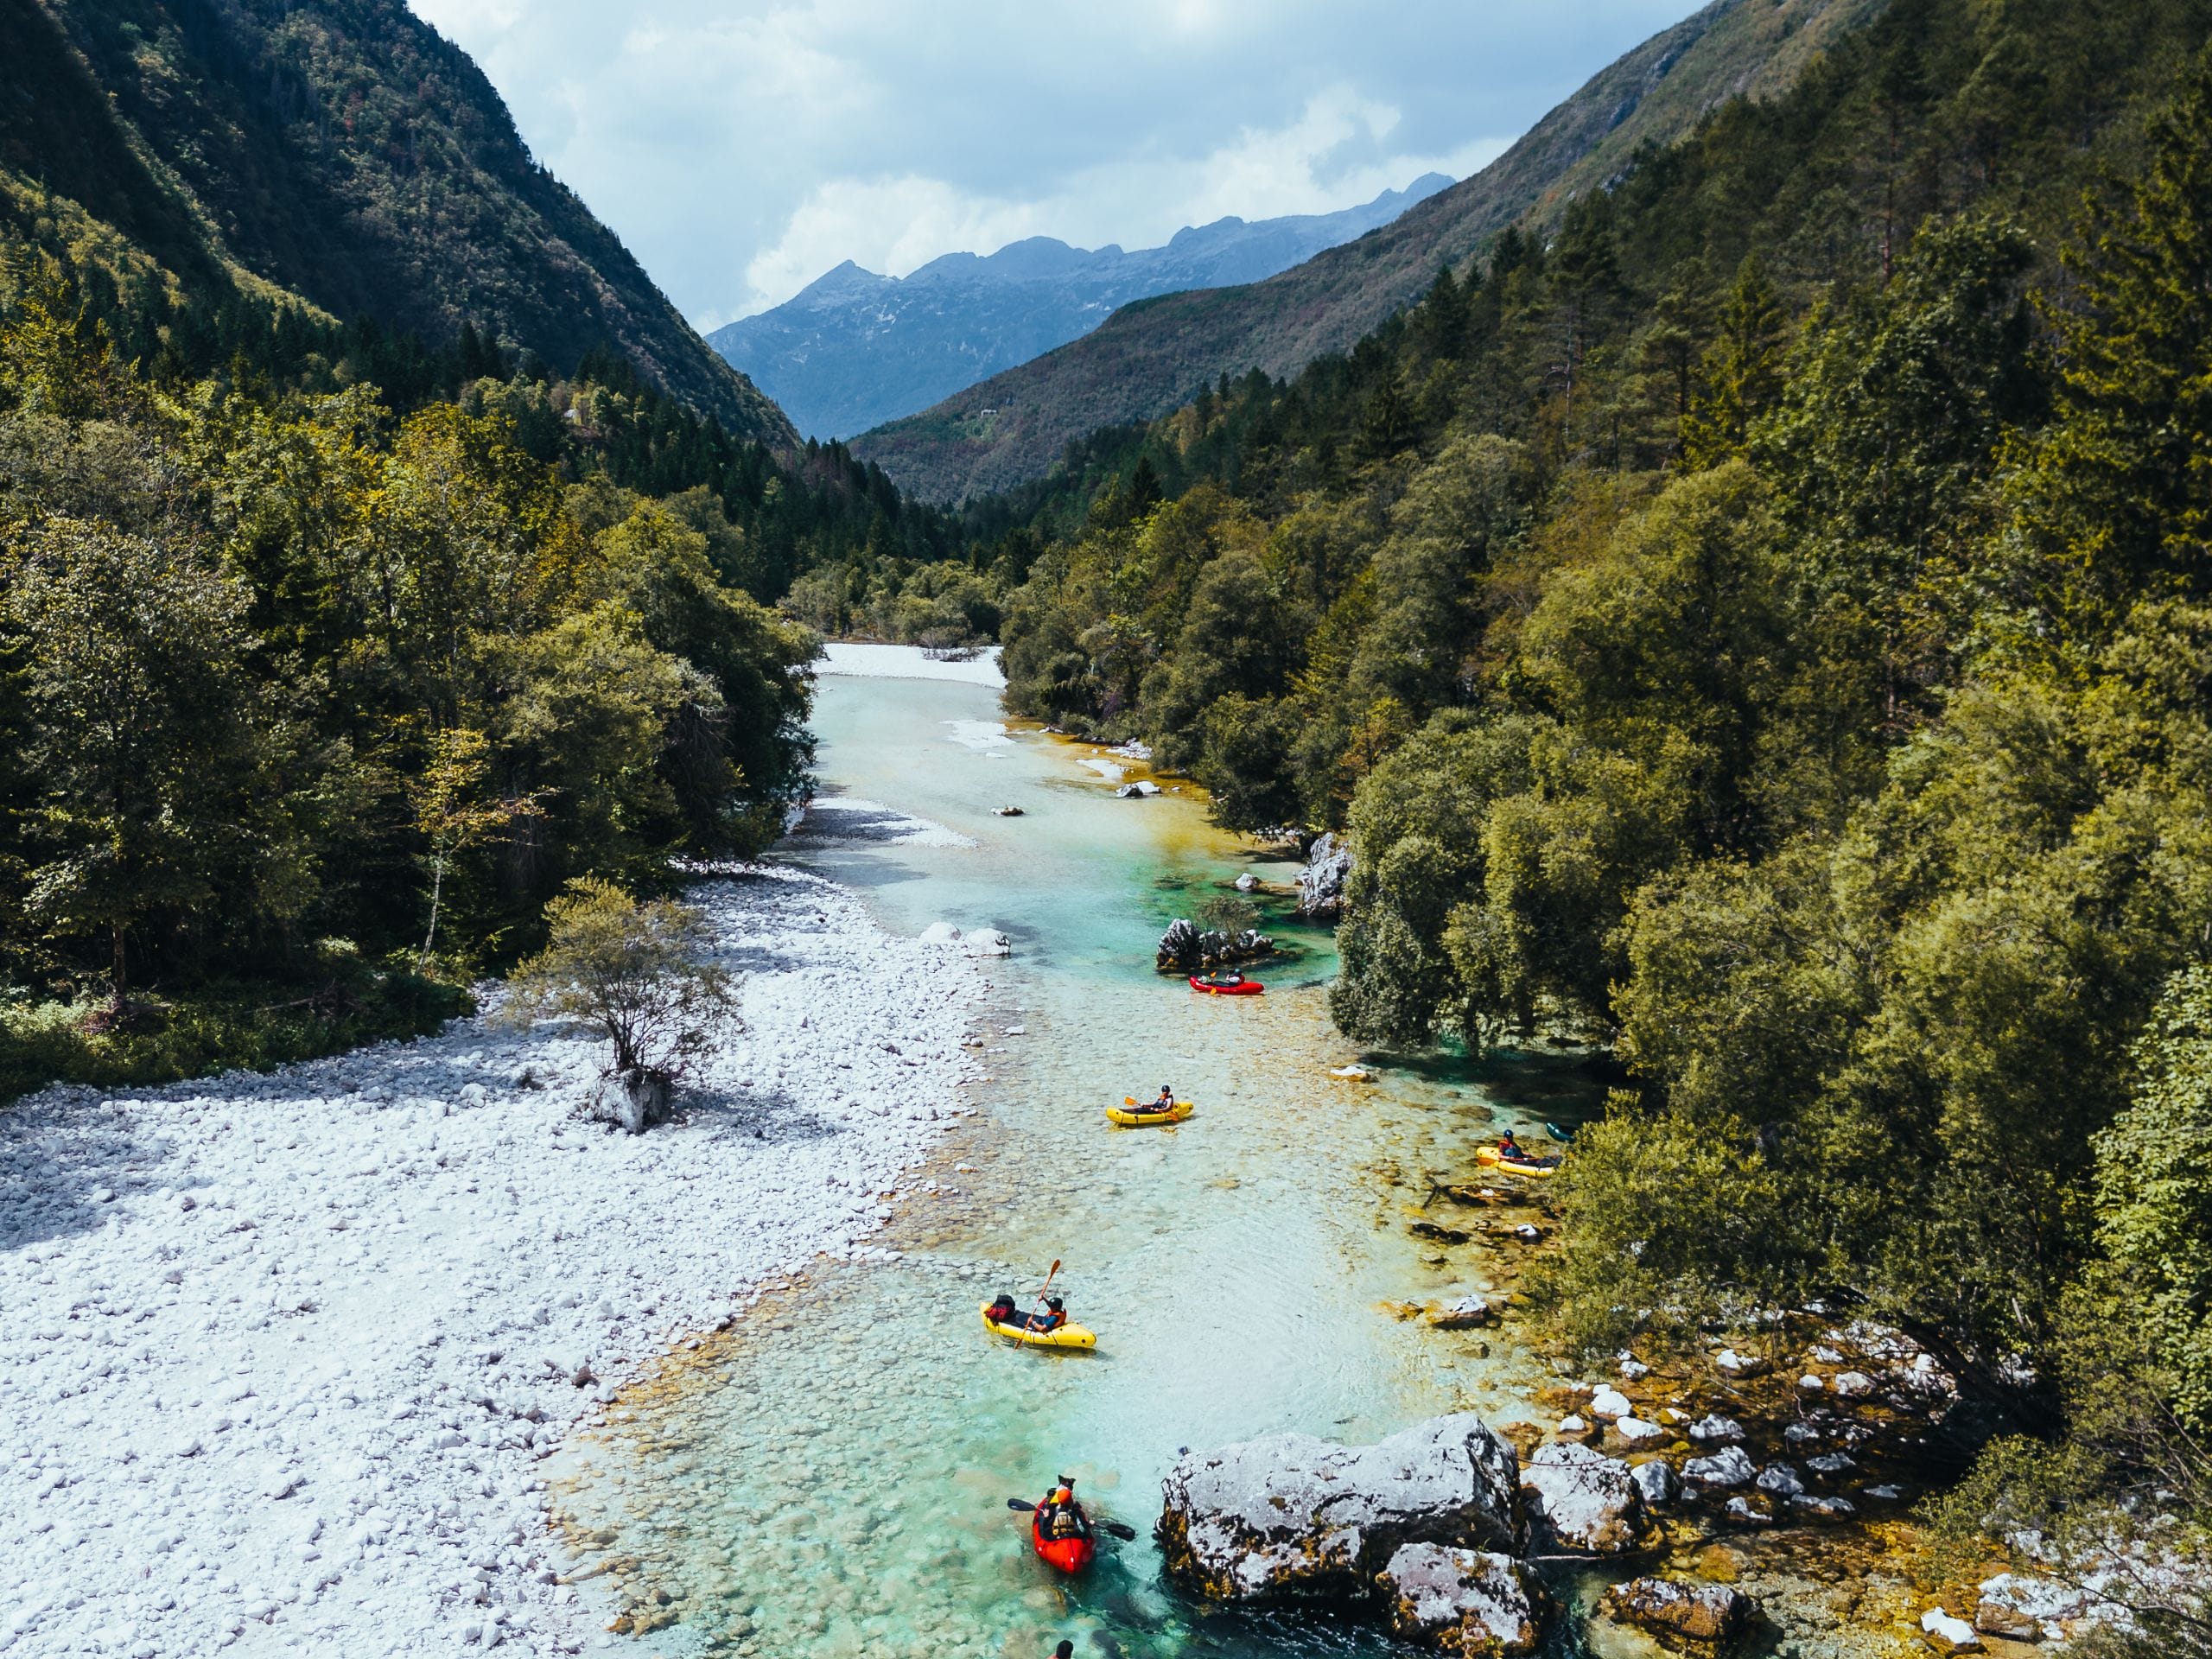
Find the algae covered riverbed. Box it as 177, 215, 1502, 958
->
544, 671, 1609, 1658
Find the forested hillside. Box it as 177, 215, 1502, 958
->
0, 0, 792, 444
975, 0, 2212, 1624
850, 0, 1888, 502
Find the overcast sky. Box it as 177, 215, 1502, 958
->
409, 2, 1703, 331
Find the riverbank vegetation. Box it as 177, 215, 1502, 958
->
0, 278, 834, 1097
970, 0, 2212, 1635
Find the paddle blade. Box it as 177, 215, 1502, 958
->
1103, 1522, 1138, 1541
1006, 1497, 1035, 1511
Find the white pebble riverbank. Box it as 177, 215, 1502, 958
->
0, 867, 984, 1657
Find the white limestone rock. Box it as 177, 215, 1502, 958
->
1519, 1441, 1646, 1553
1159, 1415, 1524, 1604
1377, 1544, 1547, 1656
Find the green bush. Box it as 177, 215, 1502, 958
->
0, 959, 468, 1107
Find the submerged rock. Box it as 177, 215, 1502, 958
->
1158, 1414, 1523, 1604
1430, 1295, 1493, 1330
918, 921, 1011, 957
1377, 1544, 1547, 1656
1518, 1442, 1646, 1553
1295, 831, 1355, 920
1603, 1578, 1752, 1644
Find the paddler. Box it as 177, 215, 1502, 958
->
1144, 1084, 1176, 1115
1034, 1481, 1090, 1542
1497, 1129, 1526, 1162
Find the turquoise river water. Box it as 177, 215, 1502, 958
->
550, 674, 1607, 1659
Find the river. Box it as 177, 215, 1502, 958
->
549, 671, 1607, 1659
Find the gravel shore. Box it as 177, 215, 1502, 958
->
1, 866, 983, 1656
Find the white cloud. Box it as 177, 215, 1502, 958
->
720, 85, 1516, 323
409, 0, 1702, 328
410, 0, 531, 35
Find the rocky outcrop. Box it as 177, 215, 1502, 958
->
1603, 1578, 1753, 1643
1378, 1545, 1547, 1656
1158, 1415, 1524, 1604
1519, 1442, 1646, 1553
1296, 832, 1355, 920
1155, 918, 1275, 974
589, 1068, 672, 1135
1974, 1573, 2092, 1641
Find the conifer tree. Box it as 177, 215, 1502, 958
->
1679, 255, 1786, 469
2016, 43, 2212, 624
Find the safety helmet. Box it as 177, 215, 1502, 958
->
1046, 1295, 1064, 1309
1052, 1484, 1072, 1503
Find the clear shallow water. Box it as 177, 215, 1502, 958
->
550, 678, 1606, 1659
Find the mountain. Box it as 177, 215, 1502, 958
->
0, 0, 794, 446
707, 177, 1452, 441
851, 0, 1889, 501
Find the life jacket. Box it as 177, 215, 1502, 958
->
1046, 1503, 1084, 1540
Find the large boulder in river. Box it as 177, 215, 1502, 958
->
1156, 918, 1202, 973
1377, 1544, 1548, 1656
1158, 1414, 1524, 1604
1518, 1442, 1647, 1552
1296, 832, 1355, 920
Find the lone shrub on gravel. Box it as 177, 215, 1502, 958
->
501, 879, 734, 1131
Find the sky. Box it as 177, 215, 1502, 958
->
408, 1, 1705, 331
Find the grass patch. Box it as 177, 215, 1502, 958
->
0, 955, 471, 1108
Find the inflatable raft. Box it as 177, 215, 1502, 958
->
1475, 1145, 1562, 1179
1031, 1510, 1096, 1574
981, 1301, 1098, 1349
1189, 975, 1263, 995
1108, 1096, 1195, 1126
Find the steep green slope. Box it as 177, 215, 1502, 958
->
853, 0, 1887, 502
0, 0, 794, 446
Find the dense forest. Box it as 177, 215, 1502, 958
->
977, 0, 2212, 1637
0, 240, 1030, 1095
